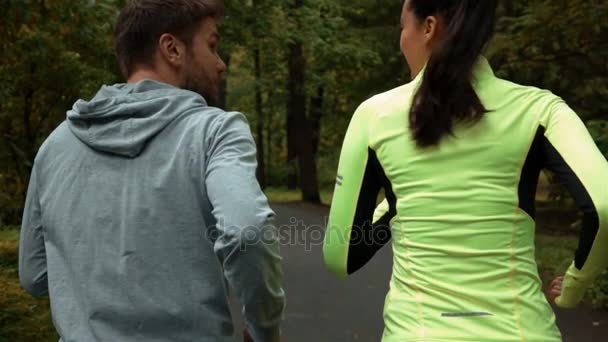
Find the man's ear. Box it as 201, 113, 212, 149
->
158, 33, 186, 67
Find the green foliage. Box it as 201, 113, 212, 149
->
1, 0, 606, 214
535, 234, 578, 282
587, 120, 608, 159
0, 1, 607, 338
490, 0, 608, 121
0, 229, 57, 341
264, 187, 333, 205
0, 0, 120, 225
589, 271, 608, 309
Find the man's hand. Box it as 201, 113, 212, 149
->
546, 276, 564, 304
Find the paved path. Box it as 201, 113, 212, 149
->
230, 202, 608, 341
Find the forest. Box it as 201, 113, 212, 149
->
0, 0, 607, 339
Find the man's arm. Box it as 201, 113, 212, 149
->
18, 165, 49, 297
205, 112, 285, 342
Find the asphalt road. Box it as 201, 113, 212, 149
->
229, 202, 608, 342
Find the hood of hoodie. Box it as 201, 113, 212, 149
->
67, 79, 207, 158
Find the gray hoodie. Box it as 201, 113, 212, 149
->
18, 80, 285, 342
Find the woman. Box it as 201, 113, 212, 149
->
323, 0, 608, 341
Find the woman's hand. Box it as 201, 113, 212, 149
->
546, 276, 564, 304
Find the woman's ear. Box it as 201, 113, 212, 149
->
423, 15, 440, 45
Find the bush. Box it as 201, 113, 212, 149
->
535, 234, 578, 282
588, 271, 608, 309
0, 229, 57, 341
587, 120, 608, 159
0, 174, 25, 227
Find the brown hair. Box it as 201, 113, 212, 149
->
113, 0, 224, 78
408, 0, 497, 148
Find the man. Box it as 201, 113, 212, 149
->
18, 1, 285, 341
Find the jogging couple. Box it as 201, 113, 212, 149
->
19, 0, 608, 341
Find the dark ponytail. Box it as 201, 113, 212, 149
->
408, 0, 498, 148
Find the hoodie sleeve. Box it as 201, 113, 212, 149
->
18, 164, 49, 297
539, 99, 608, 308
205, 112, 285, 342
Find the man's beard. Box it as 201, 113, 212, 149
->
184, 74, 220, 107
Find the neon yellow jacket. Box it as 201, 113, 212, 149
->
323, 58, 608, 341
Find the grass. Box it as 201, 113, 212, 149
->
265, 187, 334, 205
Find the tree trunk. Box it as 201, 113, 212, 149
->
254, 47, 266, 188
286, 0, 320, 203
22, 63, 37, 176
296, 133, 321, 203
309, 86, 324, 156
265, 90, 274, 186
286, 114, 298, 189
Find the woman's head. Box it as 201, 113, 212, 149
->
401, 0, 498, 148
399, 1, 439, 78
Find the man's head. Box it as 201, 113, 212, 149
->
113, 0, 226, 105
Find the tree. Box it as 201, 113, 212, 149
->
0, 0, 120, 224
490, 0, 608, 122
